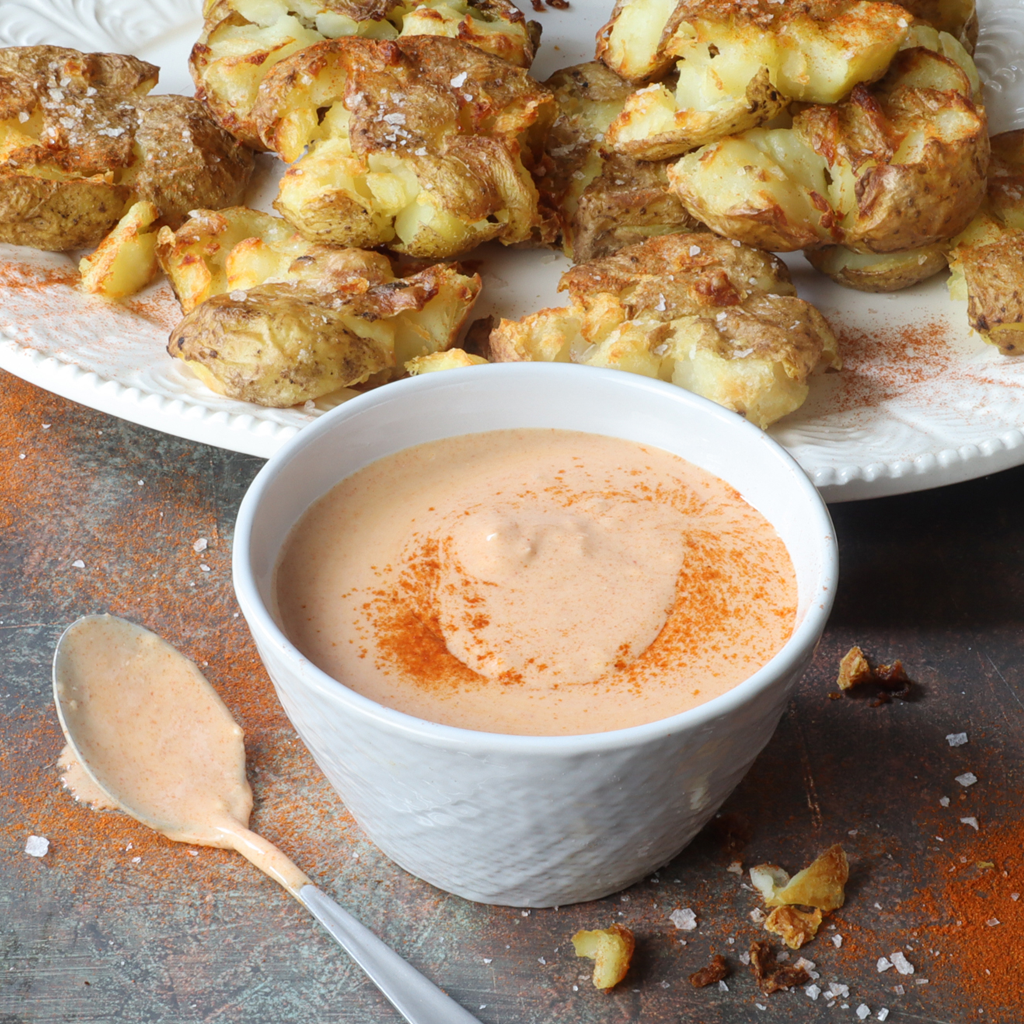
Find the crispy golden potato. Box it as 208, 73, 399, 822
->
533, 62, 698, 260
750, 845, 849, 912
489, 233, 840, 428
251, 36, 552, 257
167, 244, 482, 404
572, 925, 635, 991
804, 243, 948, 291
79, 200, 161, 298
948, 130, 1024, 354
600, 0, 909, 160
405, 348, 488, 373
189, 0, 539, 149
156, 206, 314, 313
0, 46, 254, 250
764, 906, 824, 950
669, 42, 987, 253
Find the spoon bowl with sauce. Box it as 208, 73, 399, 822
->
53, 613, 481, 1024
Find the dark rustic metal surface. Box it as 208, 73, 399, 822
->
2, 369, 1022, 1024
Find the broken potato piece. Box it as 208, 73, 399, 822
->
189, 0, 540, 149
764, 906, 824, 950
670, 40, 987, 254
572, 924, 635, 990
804, 244, 949, 293
535, 62, 698, 261
489, 233, 839, 429
0, 46, 253, 251
948, 130, 1024, 355
250, 36, 553, 257
750, 844, 849, 913
405, 348, 488, 374
167, 246, 481, 406
601, 0, 910, 160
79, 201, 161, 298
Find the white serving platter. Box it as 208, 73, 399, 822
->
1, 0, 1024, 501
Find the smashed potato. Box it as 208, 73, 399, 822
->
189, 0, 540, 148
167, 244, 481, 405
948, 130, 1024, 354
572, 924, 635, 990
604, 0, 909, 161
79, 201, 161, 298
0, 46, 253, 251
250, 36, 552, 257
489, 233, 840, 428
670, 40, 987, 253
750, 844, 849, 912
534, 62, 698, 260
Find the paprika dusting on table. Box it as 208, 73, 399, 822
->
275, 429, 797, 735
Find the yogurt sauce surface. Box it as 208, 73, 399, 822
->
275, 429, 798, 735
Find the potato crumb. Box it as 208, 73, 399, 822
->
837, 646, 873, 689
750, 845, 849, 912
572, 925, 634, 990
689, 954, 729, 988
764, 906, 823, 949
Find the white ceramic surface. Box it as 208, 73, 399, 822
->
2, 0, 1023, 499
233, 364, 838, 906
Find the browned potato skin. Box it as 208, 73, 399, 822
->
560, 231, 795, 321
572, 155, 701, 263
0, 47, 156, 248
0, 46, 254, 248
168, 285, 396, 406
956, 234, 1024, 355
124, 95, 254, 229
804, 244, 948, 291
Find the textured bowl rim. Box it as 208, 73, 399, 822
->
233, 363, 838, 755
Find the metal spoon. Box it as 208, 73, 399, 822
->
53, 614, 481, 1024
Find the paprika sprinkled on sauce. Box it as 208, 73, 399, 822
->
275, 429, 797, 735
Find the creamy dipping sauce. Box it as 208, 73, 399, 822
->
275, 430, 797, 736
56, 615, 310, 893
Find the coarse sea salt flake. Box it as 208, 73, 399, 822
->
946, 732, 968, 746
877, 957, 893, 972
956, 772, 978, 787
894, 984, 904, 995
857, 1006, 871, 1020
193, 538, 208, 553
718, 980, 729, 992
450, 72, 468, 88
832, 935, 843, 948
670, 907, 697, 930
806, 984, 821, 1000
960, 816, 979, 830
200, 564, 211, 572
72, 559, 85, 568
25, 836, 49, 857
890, 951, 914, 975
828, 983, 849, 998
940, 796, 950, 807
877, 1010, 889, 1022
229, 290, 247, 301
689, 245, 701, 256
727, 860, 743, 874
986, 918, 1000, 927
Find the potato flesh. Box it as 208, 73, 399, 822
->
79, 200, 161, 298
597, 0, 679, 82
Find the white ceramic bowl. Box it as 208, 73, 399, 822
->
233, 364, 838, 907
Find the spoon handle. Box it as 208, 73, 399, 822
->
298, 884, 483, 1024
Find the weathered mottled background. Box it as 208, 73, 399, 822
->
2, 370, 1022, 1023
